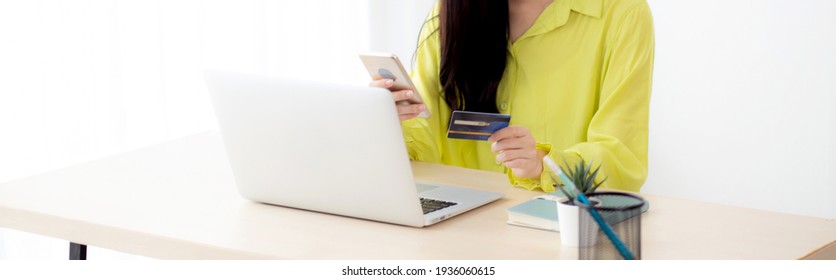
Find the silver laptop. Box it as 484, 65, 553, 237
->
204, 70, 503, 227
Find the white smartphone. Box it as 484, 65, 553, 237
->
359, 52, 430, 118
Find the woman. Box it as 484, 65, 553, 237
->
371, 0, 654, 192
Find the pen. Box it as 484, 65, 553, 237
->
543, 156, 635, 260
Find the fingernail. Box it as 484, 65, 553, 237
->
406, 91, 413, 97
386, 79, 394, 85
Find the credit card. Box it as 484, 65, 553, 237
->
447, 110, 511, 141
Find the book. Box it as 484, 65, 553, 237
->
506, 192, 650, 232
506, 194, 565, 231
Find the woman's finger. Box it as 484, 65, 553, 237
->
397, 104, 425, 118
391, 90, 414, 103
488, 126, 529, 142
492, 137, 534, 153
369, 78, 394, 89
399, 113, 421, 121
496, 148, 537, 163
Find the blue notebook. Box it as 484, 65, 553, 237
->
506, 192, 649, 232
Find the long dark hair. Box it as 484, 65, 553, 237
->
439, 0, 509, 113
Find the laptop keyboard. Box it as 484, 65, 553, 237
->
420, 198, 458, 214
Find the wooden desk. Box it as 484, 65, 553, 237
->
1, 132, 834, 259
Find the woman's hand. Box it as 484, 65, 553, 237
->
369, 77, 426, 121
488, 126, 546, 179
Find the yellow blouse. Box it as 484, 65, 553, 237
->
403, 0, 654, 192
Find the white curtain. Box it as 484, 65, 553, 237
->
0, 0, 377, 259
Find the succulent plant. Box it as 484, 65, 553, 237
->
553, 158, 607, 202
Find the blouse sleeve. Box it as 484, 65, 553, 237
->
401, 4, 444, 163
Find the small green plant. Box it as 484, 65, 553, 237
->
553, 158, 607, 202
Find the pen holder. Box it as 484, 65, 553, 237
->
576, 192, 645, 260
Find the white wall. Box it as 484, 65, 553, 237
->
642, 0, 836, 218
368, 0, 437, 71
0, 0, 373, 184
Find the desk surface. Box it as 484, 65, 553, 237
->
1, 132, 834, 259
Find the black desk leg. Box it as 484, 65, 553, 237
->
70, 242, 87, 260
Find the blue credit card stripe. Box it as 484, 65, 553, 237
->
447, 134, 491, 141
448, 130, 493, 136
454, 115, 510, 123
448, 124, 504, 132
